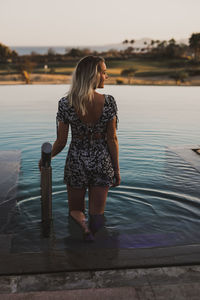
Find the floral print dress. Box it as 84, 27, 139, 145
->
56, 94, 118, 188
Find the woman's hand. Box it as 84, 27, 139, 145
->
112, 171, 121, 187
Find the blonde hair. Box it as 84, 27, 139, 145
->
68, 56, 105, 116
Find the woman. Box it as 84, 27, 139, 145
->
41, 56, 120, 241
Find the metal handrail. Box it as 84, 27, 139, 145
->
40, 142, 52, 237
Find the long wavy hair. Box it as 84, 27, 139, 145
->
68, 55, 105, 116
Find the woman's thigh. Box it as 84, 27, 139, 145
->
88, 186, 109, 215
67, 185, 86, 212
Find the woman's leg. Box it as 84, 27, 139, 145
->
88, 186, 109, 234
67, 185, 89, 233
67, 185, 86, 212
88, 186, 109, 215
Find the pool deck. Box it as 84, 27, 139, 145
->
1, 261, 200, 299
1, 242, 200, 299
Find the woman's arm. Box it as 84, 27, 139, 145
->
39, 121, 69, 171
107, 117, 121, 186
51, 121, 69, 158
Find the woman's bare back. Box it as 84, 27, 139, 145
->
76, 92, 105, 125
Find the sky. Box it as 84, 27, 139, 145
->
0, 0, 200, 46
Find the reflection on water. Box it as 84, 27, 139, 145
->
0, 85, 200, 251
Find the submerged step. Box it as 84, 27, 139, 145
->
0, 150, 21, 232
167, 145, 200, 173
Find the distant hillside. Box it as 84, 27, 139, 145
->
11, 38, 189, 55
89, 38, 189, 52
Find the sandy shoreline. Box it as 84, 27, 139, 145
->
1, 73, 200, 86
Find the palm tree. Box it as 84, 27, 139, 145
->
0, 43, 16, 62
124, 47, 134, 56
144, 41, 150, 52
169, 38, 176, 45
122, 39, 129, 44
170, 71, 188, 85
155, 40, 160, 47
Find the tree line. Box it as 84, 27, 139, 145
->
0, 33, 200, 64
0, 33, 199, 85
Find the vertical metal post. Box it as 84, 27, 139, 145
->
40, 142, 52, 237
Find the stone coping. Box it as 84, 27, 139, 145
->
1, 243, 200, 276
1, 263, 200, 295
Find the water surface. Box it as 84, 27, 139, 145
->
1, 85, 200, 251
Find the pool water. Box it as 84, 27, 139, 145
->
1, 84, 200, 251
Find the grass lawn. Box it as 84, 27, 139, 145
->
1, 57, 199, 84
106, 58, 191, 77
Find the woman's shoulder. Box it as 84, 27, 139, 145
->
58, 95, 69, 106
104, 94, 116, 105
58, 96, 71, 112
103, 94, 118, 123
104, 94, 117, 109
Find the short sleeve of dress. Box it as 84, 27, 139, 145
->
56, 97, 69, 123
108, 95, 119, 129
56, 97, 69, 138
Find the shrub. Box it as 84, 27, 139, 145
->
116, 79, 124, 85
50, 68, 55, 74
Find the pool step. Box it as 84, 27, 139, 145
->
167, 145, 200, 173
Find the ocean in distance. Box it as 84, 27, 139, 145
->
10, 45, 126, 55
10, 46, 71, 55
11, 45, 121, 55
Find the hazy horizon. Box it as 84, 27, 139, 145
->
8, 37, 189, 48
